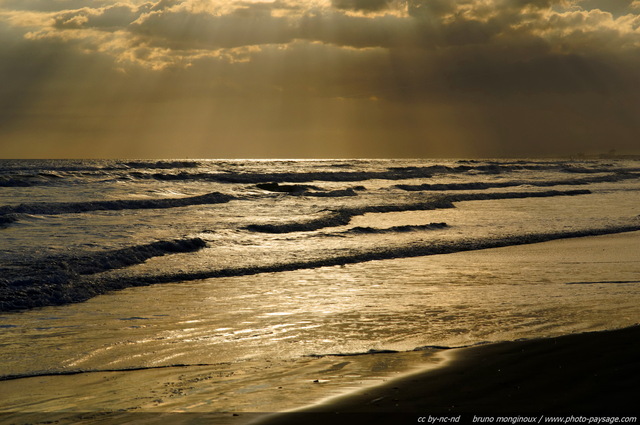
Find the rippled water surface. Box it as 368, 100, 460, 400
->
1, 159, 639, 415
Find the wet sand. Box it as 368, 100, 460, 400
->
4, 326, 637, 425
258, 325, 640, 424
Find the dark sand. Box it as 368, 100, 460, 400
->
257, 325, 640, 424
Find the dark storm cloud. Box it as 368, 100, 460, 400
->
407, 0, 455, 18
576, 0, 638, 17
1, 0, 640, 157
3, 0, 639, 100
331, 0, 391, 12
122, 1, 501, 52
115, 2, 428, 51
20, 0, 635, 58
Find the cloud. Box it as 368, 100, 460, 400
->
130, 5, 297, 49
1, 0, 640, 157
0, 0, 115, 12
331, 0, 391, 12
52, 4, 148, 30
5, 0, 638, 57
576, 0, 637, 17
2, 0, 639, 98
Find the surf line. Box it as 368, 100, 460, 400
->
245, 189, 591, 233
0, 363, 220, 382
0, 345, 464, 382
111, 224, 640, 286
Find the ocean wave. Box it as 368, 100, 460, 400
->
123, 225, 640, 283
0, 161, 117, 174
246, 190, 589, 234
12, 237, 206, 278
342, 223, 449, 234
0, 160, 201, 177
3, 224, 640, 312
0, 214, 19, 227
246, 211, 357, 233
130, 167, 435, 184
0, 238, 207, 311
3, 160, 638, 182
0, 192, 234, 217
255, 182, 359, 197
256, 182, 321, 193
245, 199, 456, 233
306, 344, 470, 358
123, 160, 201, 169
123, 162, 639, 184
0, 362, 215, 382
306, 349, 400, 358
395, 173, 640, 191
81, 225, 640, 309
444, 189, 590, 202
0, 177, 37, 187
300, 188, 359, 197
0, 174, 66, 187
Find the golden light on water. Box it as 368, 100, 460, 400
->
1, 150, 639, 418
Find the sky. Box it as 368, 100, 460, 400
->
0, 0, 639, 158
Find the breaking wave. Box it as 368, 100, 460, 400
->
115, 225, 640, 282
296, 188, 359, 197
0, 173, 70, 187
61, 224, 639, 312
306, 344, 474, 358
131, 168, 435, 184
0, 214, 19, 227
245, 199, 455, 233
396, 173, 640, 191
255, 182, 321, 193
443, 189, 590, 202
246, 211, 356, 233
0, 177, 39, 187
2, 217, 639, 312
0, 362, 216, 382
3, 160, 638, 188
122, 163, 640, 184
122, 160, 201, 170
2, 159, 638, 315
0, 238, 207, 311
246, 190, 589, 234
255, 183, 360, 197
306, 349, 401, 358
0, 192, 234, 218
342, 223, 449, 234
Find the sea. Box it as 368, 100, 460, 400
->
0, 159, 639, 420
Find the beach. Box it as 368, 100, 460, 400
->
1, 229, 638, 424
1, 159, 639, 424
258, 325, 640, 425
2, 324, 637, 425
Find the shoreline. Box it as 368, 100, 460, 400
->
256, 325, 640, 424
1, 231, 638, 424
3, 326, 637, 425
